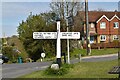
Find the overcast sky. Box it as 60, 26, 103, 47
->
1, 0, 120, 37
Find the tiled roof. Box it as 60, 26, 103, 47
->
77, 11, 120, 22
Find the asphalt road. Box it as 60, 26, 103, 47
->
71, 54, 118, 64
1, 54, 118, 78
2, 61, 52, 78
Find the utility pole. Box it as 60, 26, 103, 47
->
85, 0, 91, 55
66, 2, 70, 64
67, 18, 70, 64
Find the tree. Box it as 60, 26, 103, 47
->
0, 39, 2, 53
50, 0, 84, 51
7, 35, 28, 61
50, 0, 84, 30
2, 46, 19, 63
18, 13, 56, 61
50, 0, 84, 19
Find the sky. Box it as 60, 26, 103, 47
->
2, 2, 50, 37
1, 0, 120, 38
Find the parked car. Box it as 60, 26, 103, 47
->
0, 54, 9, 64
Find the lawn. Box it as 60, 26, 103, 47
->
37, 48, 119, 62
71, 48, 119, 58
20, 59, 118, 78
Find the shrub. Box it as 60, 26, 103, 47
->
2, 46, 19, 63
113, 40, 119, 46
44, 64, 74, 76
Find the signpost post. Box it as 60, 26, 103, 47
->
56, 19, 61, 66
33, 19, 80, 67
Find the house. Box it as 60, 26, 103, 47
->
77, 11, 120, 44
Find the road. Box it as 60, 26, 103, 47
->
2, 62, 52, 78
71, 54, 118, 63
1, 54, 118, 78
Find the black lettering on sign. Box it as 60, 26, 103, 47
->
47, 33, 50, 34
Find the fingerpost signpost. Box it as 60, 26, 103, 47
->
33, 19, 80, 67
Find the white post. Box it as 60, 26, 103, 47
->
56, 19, 61, 66
67, 27, 70, 64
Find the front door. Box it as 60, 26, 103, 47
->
90, 36, 94, 44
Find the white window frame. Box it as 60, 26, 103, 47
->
100, 35, 106, 41
113, 22, 119, 29
91, 23, 94, 28
113, 35, 119, 40
100, 22, 106, 29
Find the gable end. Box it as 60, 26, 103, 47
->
96, 15, 110, 23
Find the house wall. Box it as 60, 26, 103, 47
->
84, 23, 96, 34
106, 35, 110, 43
97, 17, 110, 35
89, 23, 96, 34
96, 16, 120, 43
110, 17, 120, 35
83, 14, 120, 44
97, 35, 100, 43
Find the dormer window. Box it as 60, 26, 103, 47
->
100, 22, 106, 29
113, 22, 119, 29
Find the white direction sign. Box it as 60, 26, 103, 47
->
33, 32, 57, 39
60, 32, 80, 39
33, 32, 80, 39
41, 53, 45, 58
33, 20, 80, 65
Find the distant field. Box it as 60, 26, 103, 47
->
20, 59, 118, 78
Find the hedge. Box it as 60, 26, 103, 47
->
83, 42, 120, 49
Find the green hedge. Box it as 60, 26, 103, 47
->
83, 41, 120, 49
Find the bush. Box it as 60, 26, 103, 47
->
44, 64, 74, 76
113, 40, 119, 46
2, 46, 19, 63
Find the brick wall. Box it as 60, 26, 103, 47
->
97, 17, 110, 35
110, 17, 120, 35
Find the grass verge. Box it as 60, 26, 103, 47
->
36, 48, 118, 62
71, 48, 119, 58
20, 59, 118, 78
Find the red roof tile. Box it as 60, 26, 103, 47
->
77, 11, 120, 22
